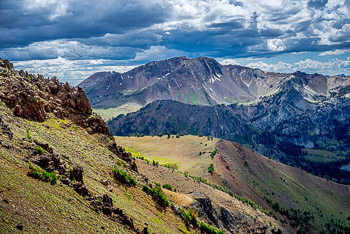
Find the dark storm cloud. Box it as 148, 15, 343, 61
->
0, 0, 349, 62
0, 0, 171, 49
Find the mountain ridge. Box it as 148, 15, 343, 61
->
80, 56, 350, 121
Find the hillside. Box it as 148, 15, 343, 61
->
0, 58, 291, 233
80, 57, 350, 121
108, 95, 350, 185
115, 135, 350, 233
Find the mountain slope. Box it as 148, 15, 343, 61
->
0, 58, 290, 233
108, 97, 350, 184
115, 135, 350, 233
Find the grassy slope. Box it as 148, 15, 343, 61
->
0, 102, 188, 233
216, 140, 350, 231
94, 103, 143, 121
115, 135, 218, 177
115, 135, 350, 231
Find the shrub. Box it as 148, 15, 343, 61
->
28, 163, 57, 185
152, 160, 159, 166
179, 208, 198, 226
26, 129, 32, 142
116, 159, 126, 167
210, 148, 217, 159
142, 185, 169, 207
162, 163, 179, 170
208, 163, 214, 174
199, 221, 224, 234
112, 166, 137, 185
199, 134, 203, 137
34, 146, 46, 155
162, 184, 174, 191
158, 132, 163, 137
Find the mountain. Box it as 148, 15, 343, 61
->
107, 94, 350, 184
0, 58, 296, 233
80, 57, 350, 120
115, 135, 350, 233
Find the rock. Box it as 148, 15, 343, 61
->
142, 227, 148, 234
112, 207, 123, 216
51, 155, 60, 168
122, 216, 134, 229
190, 193, 218, 226
100, 179, 111, 186
130, 159, 138, 172
80, 185, 89, 197
70, 166, 83, 182
91, 200, 102, 211
102, 206, 112, 216
60, 177, 71, 185
16, 224, 23, 231
36, 156, 50, 168
14, 105, 23, 117
102, 194, 113, 207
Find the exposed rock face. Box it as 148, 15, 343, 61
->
0, 58, 112, 137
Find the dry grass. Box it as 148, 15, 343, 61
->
115, 135, 218, 177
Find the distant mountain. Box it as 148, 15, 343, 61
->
80, 56, 350, 120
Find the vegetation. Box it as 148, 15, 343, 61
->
162, 184, 176, 192
176, 207, 224, 234
142, 185, 169, 207
162, 163, 179, 170
26, 128, 32, 142
112, 166, 137, 185
199, 221, 225, 234
210, 148, 217, 159
28, 163, 57, 185
34, 146, 46, 155
152, 160, 159, 166
179, 208, 198, 226
208, 163, 214, 174
116, 159, 127, 167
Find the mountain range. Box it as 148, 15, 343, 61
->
80, 56, 350, 119
81, 57, 350, 185
1, 58, 349, 233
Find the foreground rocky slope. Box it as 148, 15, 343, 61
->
0, 59, 289, 233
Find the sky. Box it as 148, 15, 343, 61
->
0, 0, 349, 85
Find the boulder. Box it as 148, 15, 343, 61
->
70, 166, 83, 182
102, 194, 113, 207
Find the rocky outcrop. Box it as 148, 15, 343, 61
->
0, 58, 111, 136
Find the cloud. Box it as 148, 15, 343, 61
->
319, 49, 350, 56
1, 0, 350, 83
222, 57, 350, 75
134, 45, 185, 61
13, 57, 137, 86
